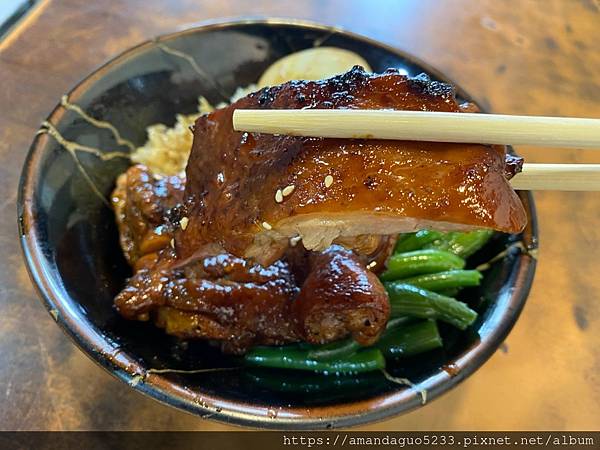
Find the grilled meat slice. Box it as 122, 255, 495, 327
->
114, 244, 390, 354
114, 252, 301, 354
180, 67, 526, 266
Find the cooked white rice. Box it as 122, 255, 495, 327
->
130, 96, 211, 175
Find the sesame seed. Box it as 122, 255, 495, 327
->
179, 216, 189, 230
262, 221, 272, 230
324, 175, 334, 188
170, 238, 175, 248
275, 189, 284, 203
366, 261, 377, 270
290, 235, 302, 246
282, 184, 295, 197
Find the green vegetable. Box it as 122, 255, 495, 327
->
244, 369, 383, 394
306, 338, 361, 361
377, 320, 443, 358
397, 270, 482, 292
385, 316, 415, 330
244, 346, 385, 373
394, 230, 444, 253
385, 283, 478, 330
380, 249, 465, 281
426, 229, 493, 258
438, 287, 460, 297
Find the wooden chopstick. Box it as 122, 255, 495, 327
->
511, 164, 600, 191
233, 109, 600, 148
233, 109, 600, 191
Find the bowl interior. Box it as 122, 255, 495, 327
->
18, 19, 537, 429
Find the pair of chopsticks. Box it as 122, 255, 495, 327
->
233, 109, 600, 191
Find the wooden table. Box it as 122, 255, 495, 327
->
1, 0, 599, 431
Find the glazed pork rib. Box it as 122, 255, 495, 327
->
179, 67, 527, 266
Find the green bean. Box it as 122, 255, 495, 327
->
397, 270, 482, 292
438, 287, 460, 297
377, 320, 443, 358
426, 229, 494, 258
244, 369, 383, 394
394, 230, 444, 254
244, 346, 385, 373
306, 338, 361, 361
305, 316, 421, 361
380, 249, 465, 281
385, 283, 478, 330
385, 316, 415, 330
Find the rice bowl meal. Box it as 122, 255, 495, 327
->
113, 47, 525, 377
19, 20, 537, 428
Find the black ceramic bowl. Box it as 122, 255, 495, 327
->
18, 18, 538, 429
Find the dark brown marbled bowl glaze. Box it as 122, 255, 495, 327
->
18, 18, 538, 429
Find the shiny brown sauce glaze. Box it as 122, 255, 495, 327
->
180, 67, 526, 266
293, 245, 389, 346
112, 165, 390, 354
112, 165, 185, 271
115, 248, 301, 354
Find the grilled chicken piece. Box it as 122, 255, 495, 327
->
111, 165, 184, 270
179, 66, 527, 266
293, 245, 389, 346
115, 252, 301, 354
114, 245, 390, 354
112, 165, 390, 354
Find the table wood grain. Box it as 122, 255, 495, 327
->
1, 0, 599, 431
